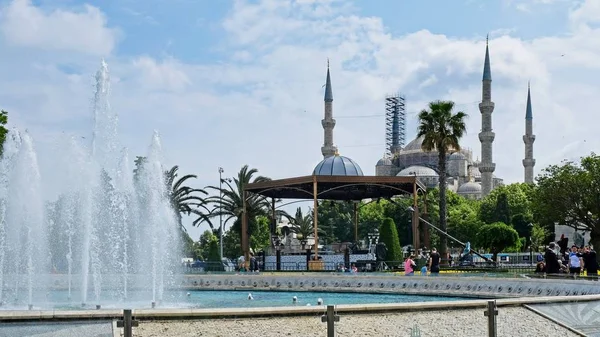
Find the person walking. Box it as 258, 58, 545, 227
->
544, 242, 561, 274
568, 245, 583, 276
428, 248, 441, 275
404, 255, 417, 276
581, 245, 599, 280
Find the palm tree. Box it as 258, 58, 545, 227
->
290, 207, 313, 240
417, 100, 467, 257
164, 165, 212, 231
207, 165, 287, 250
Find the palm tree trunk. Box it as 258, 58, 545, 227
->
438, 149, 448, 259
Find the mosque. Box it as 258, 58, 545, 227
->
311, 39, 536, 200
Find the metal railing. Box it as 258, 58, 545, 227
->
181, 259, 600, 281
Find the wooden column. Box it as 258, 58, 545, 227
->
412, 181, 420, 251
423, 192, 430, 249
353, 202, 358, 243
241, 190, 249, 268
313, 176, 319, 259
271, 198, 276, 235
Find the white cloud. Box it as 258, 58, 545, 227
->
132, 57, 191, 92
569, 0, 600, 28
0, 0, 118, 55
2, 0, 600, 238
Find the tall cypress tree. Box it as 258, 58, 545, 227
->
380, 217, 402, 261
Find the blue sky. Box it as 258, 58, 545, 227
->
1, 0, 599, 239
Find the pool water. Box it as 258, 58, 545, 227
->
0, 290, 466, 310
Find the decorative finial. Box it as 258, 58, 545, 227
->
486, 33, 489, 45
334, 148, 339, 156
528, 80, 530, 89
327, 58, 330, 68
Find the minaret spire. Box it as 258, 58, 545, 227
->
523, 82, 536, 183
321, 59, 337, 158
483, 34, 492, 81
478, 35, 496, 197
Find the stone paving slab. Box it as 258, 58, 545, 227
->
528, 301, 600, 336
0, 320, 113, 337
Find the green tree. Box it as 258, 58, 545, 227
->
511, 213, 534, 239
250, 215, 271, 253
290, 207, 313, 240
479, 183, 533, 225
358, 201, 385, 241
317, 201, 353, 242
181, 231, 202, 260
164, 165, 212, 230
447, 201, 484, 244
133, 156, 147, 182
379, 217, 402, 261
417, 100, 467, 256
318, 218, 338, 245
381, 197, 413, 247
476, 222, 520, 261
0, 110, 7, 158
532, 154, 600, 252
207, 165, 284, 255
530, 223, 549, 251
493, 192, 511, 225
198, 230, 217, 258
222, 229, 241, 259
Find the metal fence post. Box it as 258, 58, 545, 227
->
410, 324, 421, 337
116, 309, 139, 337
484, 300, 498, 337
321, 305, 340, 337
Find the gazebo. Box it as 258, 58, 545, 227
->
242, 170, 428, 264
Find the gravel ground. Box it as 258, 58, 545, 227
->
131, 307, 578, 337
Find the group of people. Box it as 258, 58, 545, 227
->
237, 253, 261, 272
404, 247, 441, 276
537, 242, 598, 278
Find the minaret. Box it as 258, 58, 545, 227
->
522, 82, 536, 183
321, 60, 337, 158
478, 35, 496, 197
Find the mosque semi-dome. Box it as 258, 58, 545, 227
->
313, 153, 364, 176
376, 157, 393, 166
396, 165, 438, 177
457, 181, 482, 194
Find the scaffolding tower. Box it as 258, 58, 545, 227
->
385, 94, 406, 157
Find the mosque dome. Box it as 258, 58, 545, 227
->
396, 165, 438, 177
457, 181, 482, 194
403, 136, 425, 152
313, 153, 364, 176
376, 157, 393, 166
450, 152, 466, 160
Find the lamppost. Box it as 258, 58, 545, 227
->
218, 167, 224, 261
528, 223, 534, 265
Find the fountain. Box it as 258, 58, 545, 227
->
0, 60, 181, 310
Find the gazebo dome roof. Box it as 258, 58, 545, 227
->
313, 153, 364, 176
